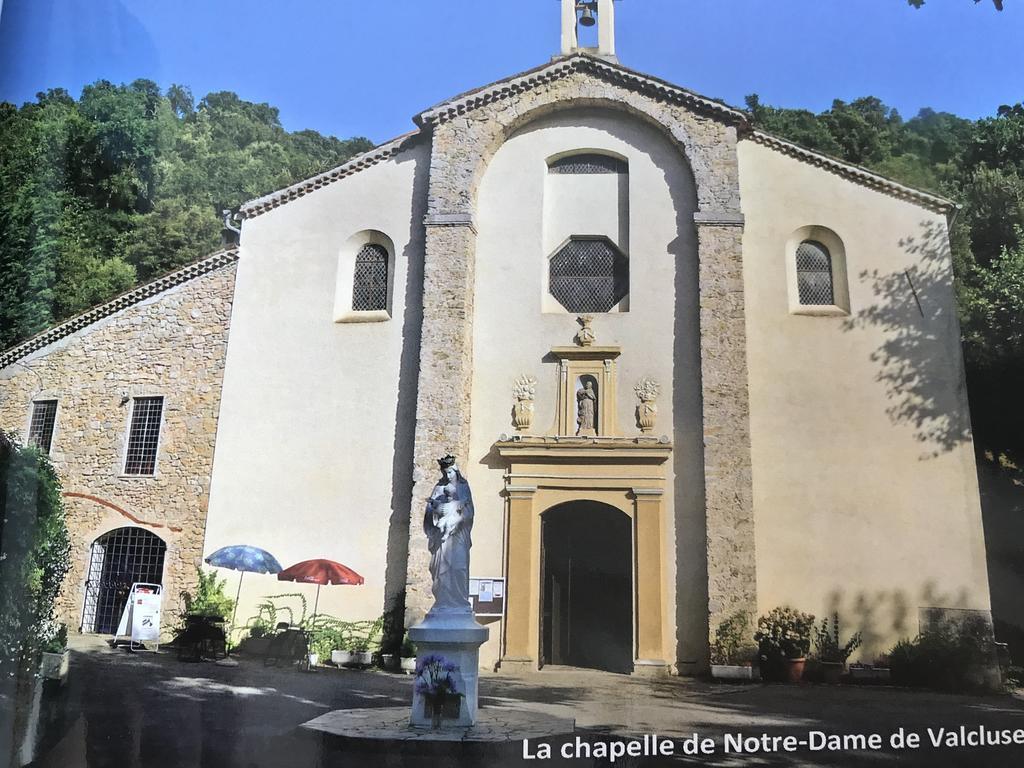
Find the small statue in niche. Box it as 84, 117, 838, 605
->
576, 378, 598, 436
575, 315, 596, 347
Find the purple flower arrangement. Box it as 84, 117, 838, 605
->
414, 654, 463, 699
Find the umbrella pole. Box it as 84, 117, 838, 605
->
311, 584, 321, 628
228, 571, 244, 651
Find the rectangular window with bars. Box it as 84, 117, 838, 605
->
28, 400, 58, 453
124, 396, 164, 475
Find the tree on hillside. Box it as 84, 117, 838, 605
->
0, 82, 372, 349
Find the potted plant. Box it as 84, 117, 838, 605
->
814, 614, 862, 684
330, 637, 353, 667
40, 624, 69, 684
400, 633, 417, 673
415, 654, 463, 728
710, 612, 756, 680
349, 637, 373, 667
755, 607, 815, 683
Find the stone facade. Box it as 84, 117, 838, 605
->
0, 255, 237, 633
404, 56, 759, 635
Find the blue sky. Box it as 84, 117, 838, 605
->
0, 0, 1021, 143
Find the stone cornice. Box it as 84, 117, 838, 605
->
0, 248, 239, 371
415, 54, 750, 128
239, 132, 420, 219
747, 130, 958, 216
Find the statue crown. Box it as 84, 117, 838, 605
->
438, 454, 456, 470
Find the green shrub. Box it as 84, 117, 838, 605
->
401, 632, 417, 657
0, 431, 72, 674
813, 614, 862, 664
888, 616, 998, 692
755, 606, 816, 663
42, 623, 68, 654
710, 612, 755, 666
180, 567, 235, 620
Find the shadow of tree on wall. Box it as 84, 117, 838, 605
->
824, 583, 971, 661
841, 220, 972, 457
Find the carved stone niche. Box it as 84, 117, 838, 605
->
551, 341, 621, 437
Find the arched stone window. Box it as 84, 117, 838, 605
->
82, 527, 166, 634
549, 237, 629, 313
351, 243, 389, 312
786, 226, 850, 315
795, 240, 834, 306
549, 153, 628, 175
335, 231, 395, 323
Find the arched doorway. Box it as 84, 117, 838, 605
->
541, 501, 632, 673
81, 527, 167, 634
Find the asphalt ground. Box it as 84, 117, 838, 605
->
16, 637, 1024, 768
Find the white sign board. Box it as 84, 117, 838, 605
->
131, 591, 162, 643
114, 583, 163, 647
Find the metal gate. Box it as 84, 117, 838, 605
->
81, 527, 167, 634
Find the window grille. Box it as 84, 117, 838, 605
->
549, 153, 627, 175
28, 400, 58, 453
124, 396, 163, 475
351, 243, 388, 311
81, 527, 166, 634
796, 240, 834, 305
550, 238, 629, 313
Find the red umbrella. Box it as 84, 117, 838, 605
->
277, 559, 365, 625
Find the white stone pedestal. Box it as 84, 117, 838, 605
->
408, 609, 488, 728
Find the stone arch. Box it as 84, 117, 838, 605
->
424, 71, 742, 218
405, 64, 758, 646
81, 525, 167, 634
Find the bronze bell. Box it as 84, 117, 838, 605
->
578, 5, 596, 27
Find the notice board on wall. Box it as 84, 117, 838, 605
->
469, 577, 504, 617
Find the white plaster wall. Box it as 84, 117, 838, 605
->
469, 109, 699, 669
738, 140, 991, 658
205, 144, 427, 628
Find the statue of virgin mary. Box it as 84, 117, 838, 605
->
423, 455, 474, 613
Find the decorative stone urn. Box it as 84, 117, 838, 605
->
512, 375, 537, 432
634, 378, 660, 434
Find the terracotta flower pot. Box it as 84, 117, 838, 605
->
784, 657, 806, 683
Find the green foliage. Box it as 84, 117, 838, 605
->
246, 592, 308, 629
42, 623, 68, 654
401, 632, 417, 658
888, 616, 999, 691
755, 606, 816, 661
0, 81, 372, 349
241, 592, 383, 661
180, 567, 234, 620
0, 430, 72, 674
813, 615, 862, 664
710, 612, 755, 666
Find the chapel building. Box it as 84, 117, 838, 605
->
0, 1, 991, 675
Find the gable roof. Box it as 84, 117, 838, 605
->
237, 53, 957, 220
413, 54, 749, 128
240, 131, 420, 219
0, 247, 239, 371
749, 130, 957, 216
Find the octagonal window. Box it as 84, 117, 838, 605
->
549, 237, 629, 313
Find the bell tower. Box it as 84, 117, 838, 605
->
560, 0, 618, 62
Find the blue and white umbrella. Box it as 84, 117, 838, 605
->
204, 545, 283, 631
